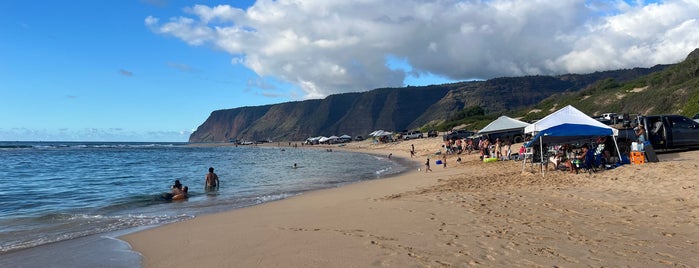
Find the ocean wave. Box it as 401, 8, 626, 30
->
254, 193, 297, 204
375, 166, 393, 176
0, 213, 192, 254
0, 142, 186, 150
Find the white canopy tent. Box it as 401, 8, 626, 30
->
478, 115, 530, 135
369, 130, 393, 137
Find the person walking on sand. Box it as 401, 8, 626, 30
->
410, 144, 416, 158
425, 158, 432, 172
205, 167, 219, 191
442, 155, 447, 168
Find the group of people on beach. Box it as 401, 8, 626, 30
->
543, 136, 616, 174
442, 137, 515, 161
162, 167, 220, 201
443, 138, 476, 155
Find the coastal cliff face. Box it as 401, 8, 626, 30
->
189, 66, 669, 142
190, 86, 454, 142
189, 105, 272, 142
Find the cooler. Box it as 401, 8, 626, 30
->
630, 151, 645, 165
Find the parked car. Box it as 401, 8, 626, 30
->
693, 113, 699, 123
403, 130, 423, 140
617, 115, 699, 150
443, 129, 475, 141
485, 129, 527, 144
427, 130, 438, 137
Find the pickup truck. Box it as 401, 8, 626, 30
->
616, 115, 699, 150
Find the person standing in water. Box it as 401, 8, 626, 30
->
205, 167, 219, 191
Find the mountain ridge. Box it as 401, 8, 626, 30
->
189, 52, 693, 142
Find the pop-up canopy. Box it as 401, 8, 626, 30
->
523, 105, 622, 176
478, 116, 530, 135
525, 105, 618, 136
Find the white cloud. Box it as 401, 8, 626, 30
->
552, 0, 699, 73
146, 0, 699, 98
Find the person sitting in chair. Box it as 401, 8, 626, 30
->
565, 144, 588, 174
548, 145, 567, 171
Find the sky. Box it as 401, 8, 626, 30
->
1, 0, 698, 142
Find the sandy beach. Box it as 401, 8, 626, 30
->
122, 138, 699, 267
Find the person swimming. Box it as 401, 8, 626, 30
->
172, 186, 189, 200
161, 179, 186, 200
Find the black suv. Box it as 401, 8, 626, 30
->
443, 129, 475, 140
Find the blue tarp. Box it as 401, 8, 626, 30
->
525, 123, 614, 147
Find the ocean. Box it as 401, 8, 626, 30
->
0, 141, 407, 267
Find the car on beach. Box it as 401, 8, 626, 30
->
427, 130, 438, 137
443, 129, 475, 141
693, 113, 699, 123
403, 130, 423, 140
617, 114, 699, 150
485, 130, 527, 144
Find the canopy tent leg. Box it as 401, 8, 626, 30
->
612, 136, 622, 163
540, 136, 545, 177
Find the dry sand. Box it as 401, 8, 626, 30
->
122, 137, 699, 267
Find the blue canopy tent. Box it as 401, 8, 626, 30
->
524, 123, 622, 176
525, 124, 614, 147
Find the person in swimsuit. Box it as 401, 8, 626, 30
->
162, 180, 184, 200
205, 167, 219, 191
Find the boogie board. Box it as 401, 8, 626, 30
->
483, 157, 498, 163
172, 194, 188, 200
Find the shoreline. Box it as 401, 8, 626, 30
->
0, 142, 410, 267
0, 141, 415, 267
123, 138, 699, 267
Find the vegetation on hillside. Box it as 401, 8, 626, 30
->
191, 48, 698, 142
437, 48, 699, 131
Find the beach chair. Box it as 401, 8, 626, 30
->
522, 147, 547, 173
521, 147, 534, 171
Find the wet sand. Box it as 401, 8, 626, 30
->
123, 138, 699, 267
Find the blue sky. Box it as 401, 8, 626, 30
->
1, 0, 696, 142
